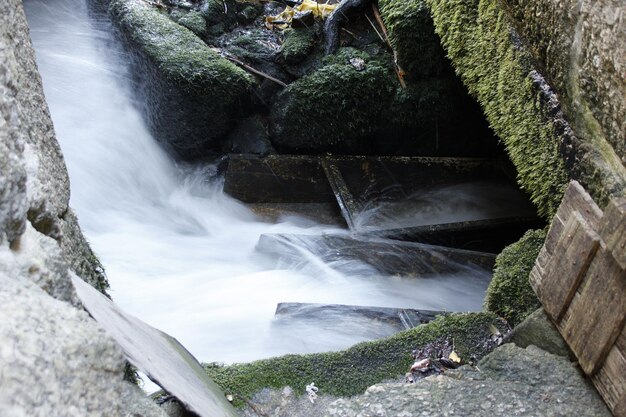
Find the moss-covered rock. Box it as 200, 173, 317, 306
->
269, 47, 498, 156
377, 0, 449, 79
269, 48, 395, 153
176, 11, 207, 37
424, 0, 624, 216
109, 0, 253, 160
484, 229, 544, 327
281, 27, 316, 65
205, 312, 507, 406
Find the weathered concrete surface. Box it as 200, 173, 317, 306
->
424, 0, 626, 217
503, 0, 625, 164
325, 344, 611, 417
0, 0, 107, 291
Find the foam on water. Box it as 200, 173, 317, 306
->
24, 0, 491, 368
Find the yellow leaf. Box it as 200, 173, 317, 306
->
265, 0, 337, 30
449, 351, 461, 363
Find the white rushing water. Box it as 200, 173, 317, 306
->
24, 0, 491, 369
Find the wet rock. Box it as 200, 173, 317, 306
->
222, 115, 275, 155
291, 9, 314, 28
109, 0, 253, 160
326, 344, 611, 417
206, 313, 509, 404
505, 308, 573, 359
269, 47, 499, 156
201, 0, 238, 37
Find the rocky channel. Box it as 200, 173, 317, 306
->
0, 0, 624, 415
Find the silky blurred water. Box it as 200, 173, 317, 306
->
24, 0, 492, 370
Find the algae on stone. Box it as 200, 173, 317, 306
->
205, 312, 507, 406
484, 229, 544, 327
109, 0, 253, 159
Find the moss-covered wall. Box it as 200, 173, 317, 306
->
418, 0, 625, 217
205, 313, 506, 405
501, 0, 625, 166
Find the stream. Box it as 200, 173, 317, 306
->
24, 0, 492, 372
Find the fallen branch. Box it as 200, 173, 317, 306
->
371, 3, 406, 88
212, 48, 288, 88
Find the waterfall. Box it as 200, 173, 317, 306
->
24, 0, 490, 367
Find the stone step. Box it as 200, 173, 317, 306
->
256, 233, 496, 276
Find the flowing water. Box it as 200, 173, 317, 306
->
24, 0, 492, 371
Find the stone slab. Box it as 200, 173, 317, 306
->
71, 275, 237, 417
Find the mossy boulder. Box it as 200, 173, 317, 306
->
484, 229, 544, 327
176, 11, 207, 37
204, 312, 507, 406
281, 27, 316, 65
109, 0, 253, 160
377, 0, 449, 79
269, 48, 395, 153
270, 47, 498, 156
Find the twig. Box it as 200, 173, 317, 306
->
370, 3, 390, 47
341, 27, 358, 38
371, 3, 406, 88
364, 13, 385, 45
212, 48, 288, 88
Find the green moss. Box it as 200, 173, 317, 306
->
281, 27, 316, 65
205, 312, 506, 406
378, 0, 449, 79
109, 0, 252, 94
422, 0, 568, 218
270, 48, 396, 152
177, 11, 207, 37
484, 229, 545, 327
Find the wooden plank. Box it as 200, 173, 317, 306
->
615, 394, 626, 417
591, 345, 626, 415
563, 250, 626, 375
321, 158, 361, 231
529, 261, 545, 295
540, 212, 601, 322
617, 325, 626, 352
545, 181, 603, 254
599, 198, 626, 270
